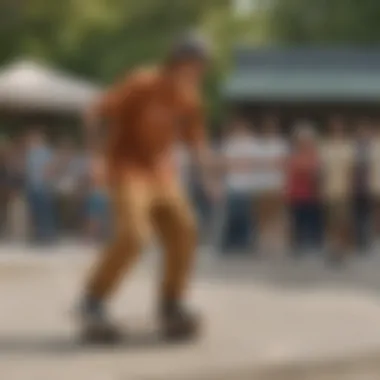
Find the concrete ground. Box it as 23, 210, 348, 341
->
1, 244, 380, 379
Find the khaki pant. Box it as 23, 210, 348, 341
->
256, 191, 287, 255
86, 173, 197, 301
325, 200, 352, 254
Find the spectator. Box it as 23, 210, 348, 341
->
321, 117, 354, 265
219, 119, 256, 255
53, 137, 83, 238
257, 117, 288, 257
369, 121, 380, 240
6, 135, 29, 242
0, 137, 10, 238
25, 129, 56, 244
85, 146, 109, 242
287, 122, 322, 257
352, 120, 372, 253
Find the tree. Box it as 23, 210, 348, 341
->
0, 0, 270, 123
200, 1, 270, 125
0, 0, 219, 82
269, 0, 380, 44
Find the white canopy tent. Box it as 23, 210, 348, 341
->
0, 60, 101, 114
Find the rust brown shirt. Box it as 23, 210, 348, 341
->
95, 67, 205, 182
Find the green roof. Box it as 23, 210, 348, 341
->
225, 48, 380, 102
224, 69, 380, 102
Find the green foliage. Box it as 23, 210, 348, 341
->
200, 2, 270, 127
0, 0, 218, 82
269, 0, 380, 44
0, 0, 269, 124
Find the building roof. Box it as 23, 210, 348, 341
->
224, 48, 380, 102
0, 60, 101, 113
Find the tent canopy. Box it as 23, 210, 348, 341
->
0, 60, 102, 114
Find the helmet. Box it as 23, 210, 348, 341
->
168, 32, 212, 65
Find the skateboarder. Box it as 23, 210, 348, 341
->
80, 34, 213, 342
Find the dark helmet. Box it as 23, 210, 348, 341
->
167, 32, 212, 65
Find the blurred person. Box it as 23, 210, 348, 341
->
287, 123, 322, 257
53, 137, 83, 238
369, 121, 380, 239
257, 117, 288, 257
352, 120, 372, 253
80, 34, 214, 341
321, 117, 354, 265
85, 145, 110, 242
219, 119, 256, 255
25, 129, 56, 244
0, 137, 10, 238
6, 135, 29, 242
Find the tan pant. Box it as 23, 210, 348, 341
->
86, 173, 197, 301
325, 200, 352, 253
256, 191, 287, 255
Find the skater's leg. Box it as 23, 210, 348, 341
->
80, 176, 152, 341
152, 183, 199, 338
86, 177, 152, 300
153, 189, 197, 302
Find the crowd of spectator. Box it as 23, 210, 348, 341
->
215, 116, 380, 266
1, 116, 380, 267
0, 129, 109, 245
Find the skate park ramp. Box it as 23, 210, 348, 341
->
0, 250, 380, 379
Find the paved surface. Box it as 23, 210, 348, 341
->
1, 245, 380, 379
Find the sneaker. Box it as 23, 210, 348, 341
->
160, 300, 201, 341
79, 296, 123, 344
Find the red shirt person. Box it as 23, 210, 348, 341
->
286, 124, 321, 254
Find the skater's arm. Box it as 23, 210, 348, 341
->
182, 99, 222, 199
181, 98, 212, 169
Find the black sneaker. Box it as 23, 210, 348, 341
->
160, 300, 201, 341
79, 296, 123, 344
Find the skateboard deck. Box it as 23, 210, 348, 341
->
79, 316, 201, 346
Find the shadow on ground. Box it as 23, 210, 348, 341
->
196, 253, 380, 296
0, 332, 191, 356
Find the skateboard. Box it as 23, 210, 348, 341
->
80, 316, 201, 346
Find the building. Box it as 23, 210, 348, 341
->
224, 48, 380, 128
